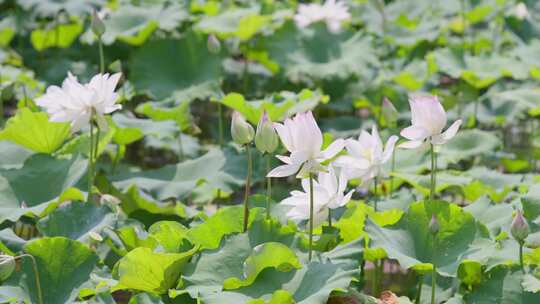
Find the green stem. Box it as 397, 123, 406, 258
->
218, 102, 224, 147
373, 176, 379, 211
94, 124, 100, 160
87, 121, 95, 203
415, 275, 423, 304
389, 150, 396, 197
328, 208, 332, 228
519, 241, 525, 273
431, 239, 437, 304
98, 38, 105, 74
430, 144, 437, 202
372, 260, 378, 297
266, 154, 272, 220
18, 254, 43, 304
309, 173, 314, 262
242, 144, 252, 232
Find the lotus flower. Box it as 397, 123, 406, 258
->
511, 210, 530, 242
399, 95, 462, 149
294, 0, 351, 33
280, 166, 353, 224
36, 72, 122, 132
335, 125, 398, 183
268, 111, 344, 178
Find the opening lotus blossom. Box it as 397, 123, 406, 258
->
268, 111, 344, 178
294, 0, 351, 33
280, 166, 353, 225
335, 125, 398, 183
36, 72, 122, 132
399, 95, 462, 149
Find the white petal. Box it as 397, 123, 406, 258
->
319, 138, 345, 160
275, 155, 291, 164
400, 125, 430, 141
398, 140, 424, 149
441, 119, 462, 141
382, 135, 398, 163
274, 121, 293, 152
267, 163, 301, 178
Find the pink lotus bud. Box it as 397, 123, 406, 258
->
255, 111, 278, 154
511, 210, 530, 243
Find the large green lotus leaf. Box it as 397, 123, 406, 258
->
462, 168, 523, 202
464, 266, 540, 303
366, 200, 487, 276
0, 141, 33, 169
116, 186, 188, 227
0, 108, 70, 154
92, 4, 188, 46
220, 89, 328, 125
135, 100, 193, 131
0, 154, 87, 223
4, 237, 98, 303
195, 8, 270, 41
180, 230, 362, 303
260, 21, 378, 82
148, 221, 192, 253
18, 0, 104, 17
114, 246, 198, 294
522, 183, 540, 220
112, 113, 178, 140
439, 129, 501, 164
36, 201, 117, 242
0, 17, 15, 47
522, 273, 540, 293
30, 20, 84, 51
392, 171, 472, 197
129, 33, 223, 100
484, 88, 540, 124
223, 242, 301, 290
187, 206, 264, 250
112, 149, 243, 203
464, 196, 514, 236
461, 238, 519, 272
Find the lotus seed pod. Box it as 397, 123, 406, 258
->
429, 214, 439, 235
231, 111, 254, 145
0, 255, 15, 281
255, 111, 278, 154
511, 210, 530, 243
207, 34, 221, 54
91, 10, 106, 37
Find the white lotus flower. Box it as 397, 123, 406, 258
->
281, 166, 354, 224
399, 95, 462, 149
335, 125, 398, 182
294, 0, 351, 33
36, 72, 122, 132
268, 111, 344, 178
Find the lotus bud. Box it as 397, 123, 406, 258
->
255, 111, 278, 154
207, 34, 221, 54
231, 111, 254, 145
0, 255, 15, 281
511, 210, 530, 243
91, 10, 106, 37
429, 214, 439, 235
381, 97, 398, 127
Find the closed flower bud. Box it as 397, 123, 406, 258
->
231, 111, 254, 145
511, 210, 530, 243
381, 97, 398, 127
0, 255, 15, 281
429, 214, 439, 235
207, 34, 221, 54
91, 10, 106, 37
255, 111, 278, 154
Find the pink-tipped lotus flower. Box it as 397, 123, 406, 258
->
268, 111, 344, 178
400, 95, 462, 149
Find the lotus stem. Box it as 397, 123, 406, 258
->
87, 120, 95, 203
519, 241, 525, 273
242, 144, 252, 232
429, 144, 437, 201
266, 154, 272, 220
18, 254, 43, 304
415, 275, 423, 304
98, 38, 105, 74
431, 239, 437, 304
373, 176, 379, 211
309, 173, 314, 261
